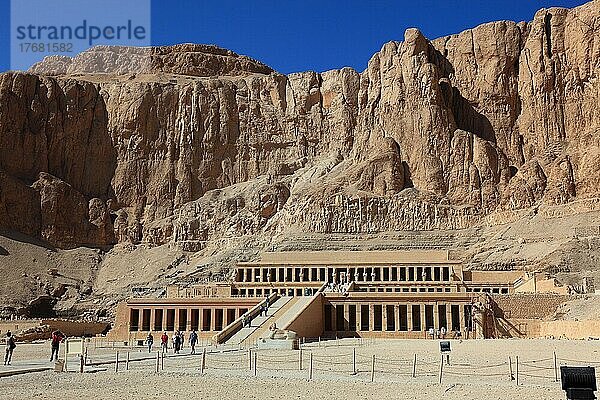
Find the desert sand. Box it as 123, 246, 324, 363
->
1, 338, 599, 399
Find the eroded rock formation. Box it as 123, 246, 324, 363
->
0, 2, 599, 252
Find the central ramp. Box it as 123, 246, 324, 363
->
224, 296, 293, 345
244, 296, 312, 344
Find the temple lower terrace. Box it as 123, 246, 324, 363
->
108, 250, 573, 344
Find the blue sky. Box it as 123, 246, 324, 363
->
0, 0, 590, 74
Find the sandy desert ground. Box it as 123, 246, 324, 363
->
2, 338, 600, 399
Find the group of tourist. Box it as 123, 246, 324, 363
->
259, 295, 271, 317
241, 295, 271, 327
3, 329, 65, 367
427, 326, 464, 340
147, 330, 199, 354
328, 275, 350, 294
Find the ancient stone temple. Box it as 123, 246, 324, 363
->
109, 250, 529, 343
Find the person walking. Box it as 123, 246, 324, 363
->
146, 332, 154, 353
50, 330, 64, 362
180, 331, 185, 349
160, 332, 168, 354
173, 332, 181, 354
4, 331, 15, 366
189, 331, 198, 355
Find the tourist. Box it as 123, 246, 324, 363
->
4, 331, 15, 366
173, 331, 181, 353
181, 331, 185, 349
160, 332, 169, 353
428, 327, 435, 339
50, 330, 64, 362
146, 332, 154, 353
265, 294, 270, 308
440, 326, 447, 339
189, 330, 198, 354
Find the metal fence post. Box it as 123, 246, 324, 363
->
201, 348, 206, 374
370, 355, 375, 382
553, 351, 558, 382
353, 348, 356, 374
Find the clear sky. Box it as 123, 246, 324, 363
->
0, 0, 590, 74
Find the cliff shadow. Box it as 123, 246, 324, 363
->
429, 45, 496, 144
0, 229, 57, 252
451, 87, 496, 144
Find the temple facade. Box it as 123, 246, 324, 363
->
108, 250, 527, 343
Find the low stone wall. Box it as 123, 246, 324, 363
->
491, 294, 572, 320
489, 294, 600, 339
0, 318, 110, 341
539, 320, 600, 339
284, 294, 323, 338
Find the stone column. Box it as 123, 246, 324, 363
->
369, 304, 375, 331
162, 309, 168, 331
210, 308, 216, 331
407, 303, 413, 331
331, 305, 337, 332
445, 304, 451, 331
186, 308, 193, 331
395, 304, 401, 331
433, 303, 439, 330
198, 308, 204, 331
458, 304, 465, 335
382, 304, 388, 331
343, 304, 350, 331
176, 308, 183, 332
358, 304, 364, 331
420, 305, 426, 332
149, 308, 156, 332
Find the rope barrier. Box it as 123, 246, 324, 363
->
101, 345, 595, 386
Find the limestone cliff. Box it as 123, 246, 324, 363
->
1, 2, 600, 310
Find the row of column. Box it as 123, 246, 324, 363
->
129, 307, 248, 333
237, 266, 452, 283
325, 302, 471, 333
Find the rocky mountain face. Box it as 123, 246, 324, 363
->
0, 2, 599, 292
